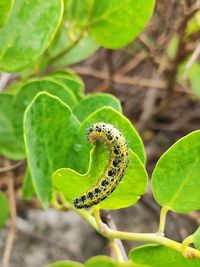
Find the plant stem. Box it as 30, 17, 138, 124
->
110, 239, 125, 262
93, 206, 102, 228
157, 206, 170, 234
56, 194, 200, 259
59, 194, 99, 232
181, 235, 194, 258
103, 229, 200, 258
48, 35, 83, 66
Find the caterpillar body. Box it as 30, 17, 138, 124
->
73, 122, 129, 209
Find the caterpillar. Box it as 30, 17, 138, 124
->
73, 122, 129, 209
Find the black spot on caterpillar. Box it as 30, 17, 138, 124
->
73, 122, 129, 209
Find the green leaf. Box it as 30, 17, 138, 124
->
152, 130, 200, 213
85, 256, 119, 267
48, 26, 99, 66
185, 11, 200, 37
45, 260, 84, 267
69, 107, 145, 173
167, 35, 179, 60
188, 63, 200, 97
0, 0, 14, 28
50, 70, 85, 101
0, 94, 25, 160
193, 227, 200, 251
0, 0, 63, 72
13, 78, 78, 140
22, 168, 35, 200
73, 93, 122, 121
0, 191, 9, 229
24, 92, 80, 208
129, 244, 200, 266
67, 0, 155, 49
53, 143, 147, 210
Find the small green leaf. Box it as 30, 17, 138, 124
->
22, 168, 35, 200
85, 256, 119, 267
67, 0, 155, 49
0, 191, 9, 229
24, 92, 80, 208
185, 11, 200, 37
53, 144, 147, 210
152, 130, 200, 213
50, 70, 85, 101
0, 0, 14, 28
0, 0, 63, 71
167, 35, 179, 60
69, 107, 145, 173
73, 93, 122, 121
188, 63, 200, 97
13, 78, 78, 140
193, 227, 200, 251
45, 260, 84, 267
0, 94, 25, 160
129, 244, 200, 266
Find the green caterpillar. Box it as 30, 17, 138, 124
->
73, 122, 129, 209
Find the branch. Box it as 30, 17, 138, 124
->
57, 195, 200, 260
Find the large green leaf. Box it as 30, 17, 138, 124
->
13, 78, 78, 140
152, 131, 200, 213
85, 256, 119, 267
24, 92, 80, 208
0, 0, 14, 28
45, 261, 84, 267
73, 93, 122, 122
68, 107, 145, 173
0, 94, 24, 160
129, 244, 200, 266
67, 0, 155, 49
0, 0, 63, 71
0, 191, 9, 229
53, 142, 147, 210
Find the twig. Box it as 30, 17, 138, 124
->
2, 161, 17, 267
164, 2, 200, 102
72, 66, 191, 94
0, 160, 24, 173
115, 51, 147, 76
73, 66, 166, 89
182, 43, 200, 79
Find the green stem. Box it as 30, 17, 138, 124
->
48, 34, 83, 66
59, 193, 99, 232
181, 235, 194, 258
110, 239, 125, 262
158, 206, 170, 234
93, 206, 102, 228
103, 229, 200, 258
56, 194, 200, 259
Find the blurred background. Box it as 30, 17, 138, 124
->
0, 0, 200, 266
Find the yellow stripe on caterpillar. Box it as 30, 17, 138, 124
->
73, 122, 129, 209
